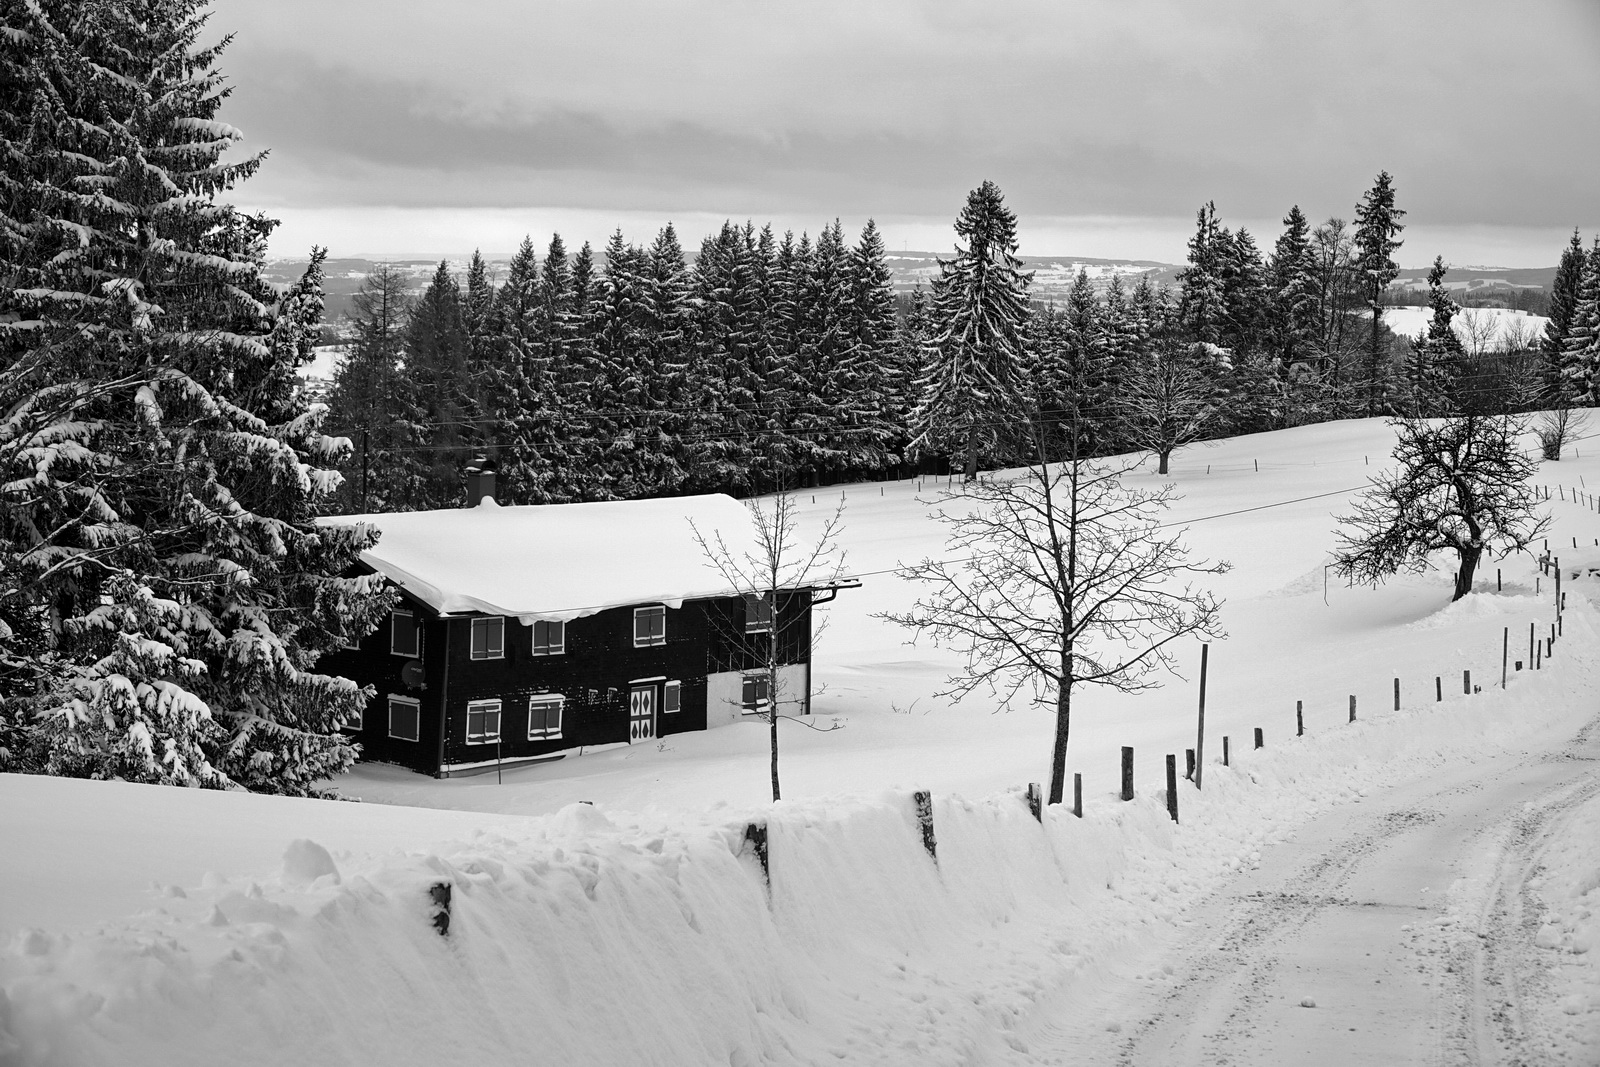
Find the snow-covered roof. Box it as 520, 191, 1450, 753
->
322, 494, 764, 624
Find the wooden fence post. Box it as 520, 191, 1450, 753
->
1296, 700, 1304, 737
1222, 735, 1230, 767
1254, 727, 1264, 749
1393, 678, 1400, 711
1349, 694, 1356, 723
1502, 628, 1509, 688
913, 790, 936, 861
1436, 676, 1442, 701
429, 882, 452, 936
744, 822, 770, 883
1185, 748, 1196, 780
1121, 747, 1134, 801
1025, 782, 1042, 823
1073, 774, 1082, 819
1463, 669, 1471, 694
1166, 755, 1179, 824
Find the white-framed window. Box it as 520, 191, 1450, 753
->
344, 702, 365, 731
744, 593, 773, 633
470, 616, 505, 660
527, 694, 564, 740
532, 619, 565, 656
741, 672, 770, 714
390, 610, 420, 657
466, 699, 502, 744
663, 680, 681, 714
388, 695, 420, 741
337, 630, 361, 651
633, 606, 666, 647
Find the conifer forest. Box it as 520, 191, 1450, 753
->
324, 182, 1600, 512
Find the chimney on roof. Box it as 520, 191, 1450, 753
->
465, 457, 497, 508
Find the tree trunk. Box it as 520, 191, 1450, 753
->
769, 606, 781, 801
1048, 672, 1074, 805
1453, 547, 1481, 601
1157, 448, 1171, 475
964, 425, 979, 482
769, 705, 780, 801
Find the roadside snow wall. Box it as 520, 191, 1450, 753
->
3, 598, 1598, 1067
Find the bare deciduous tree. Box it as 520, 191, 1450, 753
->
693, 492, 847, 802
1332, 414, 1548, 601
881, 442, 1227, 806
1119, 340, 1228, 475
1536, 406, 1589, 461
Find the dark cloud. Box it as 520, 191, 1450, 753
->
211, 0, 1600, 250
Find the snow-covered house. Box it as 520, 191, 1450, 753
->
321, 491, 838, 777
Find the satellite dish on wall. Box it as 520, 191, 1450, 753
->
401, 660, 426, 689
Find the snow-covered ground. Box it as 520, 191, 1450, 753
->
3, 416, 1598, 1065
1379, 305, 1549, 351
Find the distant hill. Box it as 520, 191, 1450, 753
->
1389, 264, 1557, 293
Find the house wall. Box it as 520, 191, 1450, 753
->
705, 664, 810, 728
322, 588, 815, 775
321, 593, 444, 775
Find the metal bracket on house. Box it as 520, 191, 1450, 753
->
320, 475, 857, 778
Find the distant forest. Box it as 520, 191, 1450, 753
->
321, 178, 1600, 512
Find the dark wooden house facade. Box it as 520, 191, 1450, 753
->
320, 493, 842, 777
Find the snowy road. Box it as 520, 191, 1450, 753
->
1019, 715, 1600, 1066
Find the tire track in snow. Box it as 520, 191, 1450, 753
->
1439, 725, 1600, 1066
1015, 716, 1600, 1067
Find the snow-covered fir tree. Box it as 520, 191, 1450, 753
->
1560, 239, 1600, 404
1352, 172, 1406, 415
841, 220, 899, 477
1177, 203, 1228, 345
0, 0, 393, 793
913, 180, 1033, 481
325, 264, 424, 512
1546, 230, 1591, 402
406, 260, 475, 505
1268, 206, 1321, 372
1411, 256, 1464, 415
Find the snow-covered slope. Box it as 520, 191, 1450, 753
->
4, 416, 1600, 1065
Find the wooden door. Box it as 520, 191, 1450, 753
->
628, 685, 656, 743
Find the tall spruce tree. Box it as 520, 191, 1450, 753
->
0, 0, 392, 792
1546, 230, 1589, 401
1412, 255, 1464, 415
406, 260, 473, 505
1560, 240, 1600, 404
1269, 206, 1320, 370
1353, 172, 1406, 415
913, 180, 1033, 480
1177, 203, 1227, 345
842, 219, 898, 477
326, 264, 421, 512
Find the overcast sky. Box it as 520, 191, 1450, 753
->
210, 0, 1600, 266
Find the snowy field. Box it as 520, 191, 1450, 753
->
1379, 305, 1549, 350
3, 416, 1599, 1065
